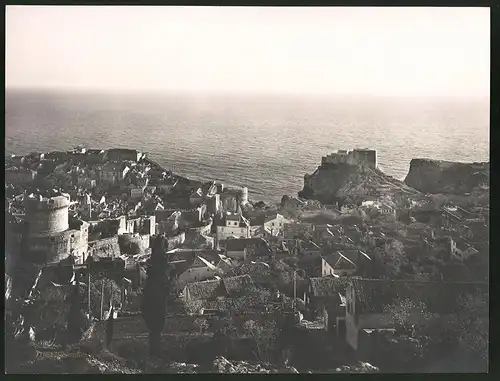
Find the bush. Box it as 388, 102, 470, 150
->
242, 319, 278, 362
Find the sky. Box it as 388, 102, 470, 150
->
5, 6, 490, 98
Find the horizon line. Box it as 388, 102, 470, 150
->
5, 86, 490, 102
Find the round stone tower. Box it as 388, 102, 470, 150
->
24, 195, 70, 237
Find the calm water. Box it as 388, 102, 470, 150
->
5, 90, 490, 203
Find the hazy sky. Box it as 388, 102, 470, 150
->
6, 6, 490, 97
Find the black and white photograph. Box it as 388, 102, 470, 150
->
5, 5, 489, 374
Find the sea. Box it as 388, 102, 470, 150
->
5, 89, 490, 204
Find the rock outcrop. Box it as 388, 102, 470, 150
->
299, 162, 419, 205
334, 361, 379, 373
404, 159, 489, 195
212, 356, 299, 373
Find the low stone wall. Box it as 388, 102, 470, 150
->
88, 236, 121, 259
118, 234, 150, 255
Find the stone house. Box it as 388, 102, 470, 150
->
262, 213, 292, 236
322, 252, 357, 277
216, 212, 251, 241
182, 278, 227, 304
282, 222, 315, 239
306, 277, 344, 323
221, 237, 272, 261
98, 163, 130, 185
178, 255, 220, 288
448, 237, 479, 262
344, 278, 489, 352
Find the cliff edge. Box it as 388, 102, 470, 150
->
404, 159, 489, 195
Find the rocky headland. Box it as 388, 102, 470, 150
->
298, 157, 489, 206
298, 161, 421, 206
403, 159, 489, 195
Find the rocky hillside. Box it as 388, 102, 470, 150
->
298, 162, 420, 205
404, 159, 489, 195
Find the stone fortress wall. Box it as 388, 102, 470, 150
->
22, 194, 89, 264
24, 195, 70, 237
321, 149, 377, 169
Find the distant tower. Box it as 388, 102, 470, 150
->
241, 187, 249, 205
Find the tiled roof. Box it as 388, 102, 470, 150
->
309, 277, 342, 297
350, 278, 489, 315
185, 279, 224, 300
264, 213, 287, 224
167, 249, 196, 262
454, 238, 474, 252
191, 256, 218, 269
194, 250, 223, 264
299, 240, 322, 251
226, 213, 241, 222
324, 253, 357, 270
238, 262, 272, 283
223, 274, 256, 297
223, 238, 270, 253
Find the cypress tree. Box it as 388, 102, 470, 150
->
141, 235, 170, 357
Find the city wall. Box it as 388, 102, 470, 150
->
24, 196, 70, 237
87, 236, 121, 259
118, 233, 151, 255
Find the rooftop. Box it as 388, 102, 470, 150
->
184, 279, 224, 300
222, 274, 256, 297
222, 238, 271, 253
324, 252, 357, 270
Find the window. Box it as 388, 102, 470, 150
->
272, 223, 275, 227
51, 237, 55, 242
234, 222, 238, 226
